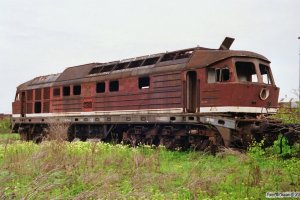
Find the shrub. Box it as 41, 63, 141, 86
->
0, 118, 11, 133
247, 139, 265, 158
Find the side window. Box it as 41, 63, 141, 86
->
53, 88, 60, 97
34, 102, 41, 113
109, 80, 119, 92
139, 77, 150, 89
259, 64, 273, 84
63, 86, 70, 96
207, 68, 216, 83
207, 68, 230, 83
73, 85, 81, 95
96, 82, 105, 93
15, 93, 20, 101
218, 68, 230, 82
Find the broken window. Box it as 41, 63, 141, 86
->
115, 62, 129, 71
96, 82, 105, 93
15, 93, 20, 101
142, 57, 160, 66
259, 64, 273, 84
73, 85, 81, 95
53, 88, 60, 97
175, 50, 193, 59
101, 64, 116, 73
89, 66, 103, 74
128, 60, 143, 69
236, 62, 257, 82
109, 80, 119, 92
34, 102, 41, 113
207, 68, 230, 83
139, 77, 150, 89
63, 86, 70, 96
161, 52, 177, 62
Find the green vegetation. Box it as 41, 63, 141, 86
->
274, 106, 300, 124
0, 136, 299, 199
0, 110, 298, 199
0, 133, 19, 144
0, 118, 11, 133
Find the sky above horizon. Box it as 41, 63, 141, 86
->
0, 0, 300, 113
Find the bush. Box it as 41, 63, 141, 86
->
248, 135, 299, 158
247, 139, 265, 158
0, 118, 11, 133
274, 106, 300, 124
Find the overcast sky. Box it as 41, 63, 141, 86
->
0, 0, 300, 113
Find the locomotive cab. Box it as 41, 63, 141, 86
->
197, 56, 279, 114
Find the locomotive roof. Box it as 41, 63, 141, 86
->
17, 73, 61, 90
17, 46, 269, 90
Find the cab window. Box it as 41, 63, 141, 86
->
235, 62, 258, 82
259, 64, 273, 84
15, 93, 20, 101
207, 68, 230, 83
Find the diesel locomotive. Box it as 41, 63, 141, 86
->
11, 37, 282, 149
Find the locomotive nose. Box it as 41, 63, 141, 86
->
259, 88, 270, 100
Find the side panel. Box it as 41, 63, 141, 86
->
92, 72, 183, 112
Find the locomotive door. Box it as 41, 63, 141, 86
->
21, 92, 26, 117
186, 71, 197, 113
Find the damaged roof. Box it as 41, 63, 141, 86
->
186, 50, 269, 69
17, 73, 61, 91
17, 38, 270, 90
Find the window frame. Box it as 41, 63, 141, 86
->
63, 86, 71, 96
34, 101, 42, 113
109, 80, 119, 92
259, 64, 274, 85
207, 67, 231, 83
73, 85, 81, 96
96, 82, 106, 93
138, 76, 150, 89
235, 61, 258, 83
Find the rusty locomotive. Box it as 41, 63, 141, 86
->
12, 37, 287, 149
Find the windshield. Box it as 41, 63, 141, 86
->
235, 62, 258, 82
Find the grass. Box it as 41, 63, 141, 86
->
0, 136, 299, 199
0, 133, 20, 144
0, 111, 298, 199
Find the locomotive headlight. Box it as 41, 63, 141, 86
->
259, 88, 270, 100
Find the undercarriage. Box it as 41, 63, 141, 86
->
12, 113, 300, 151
